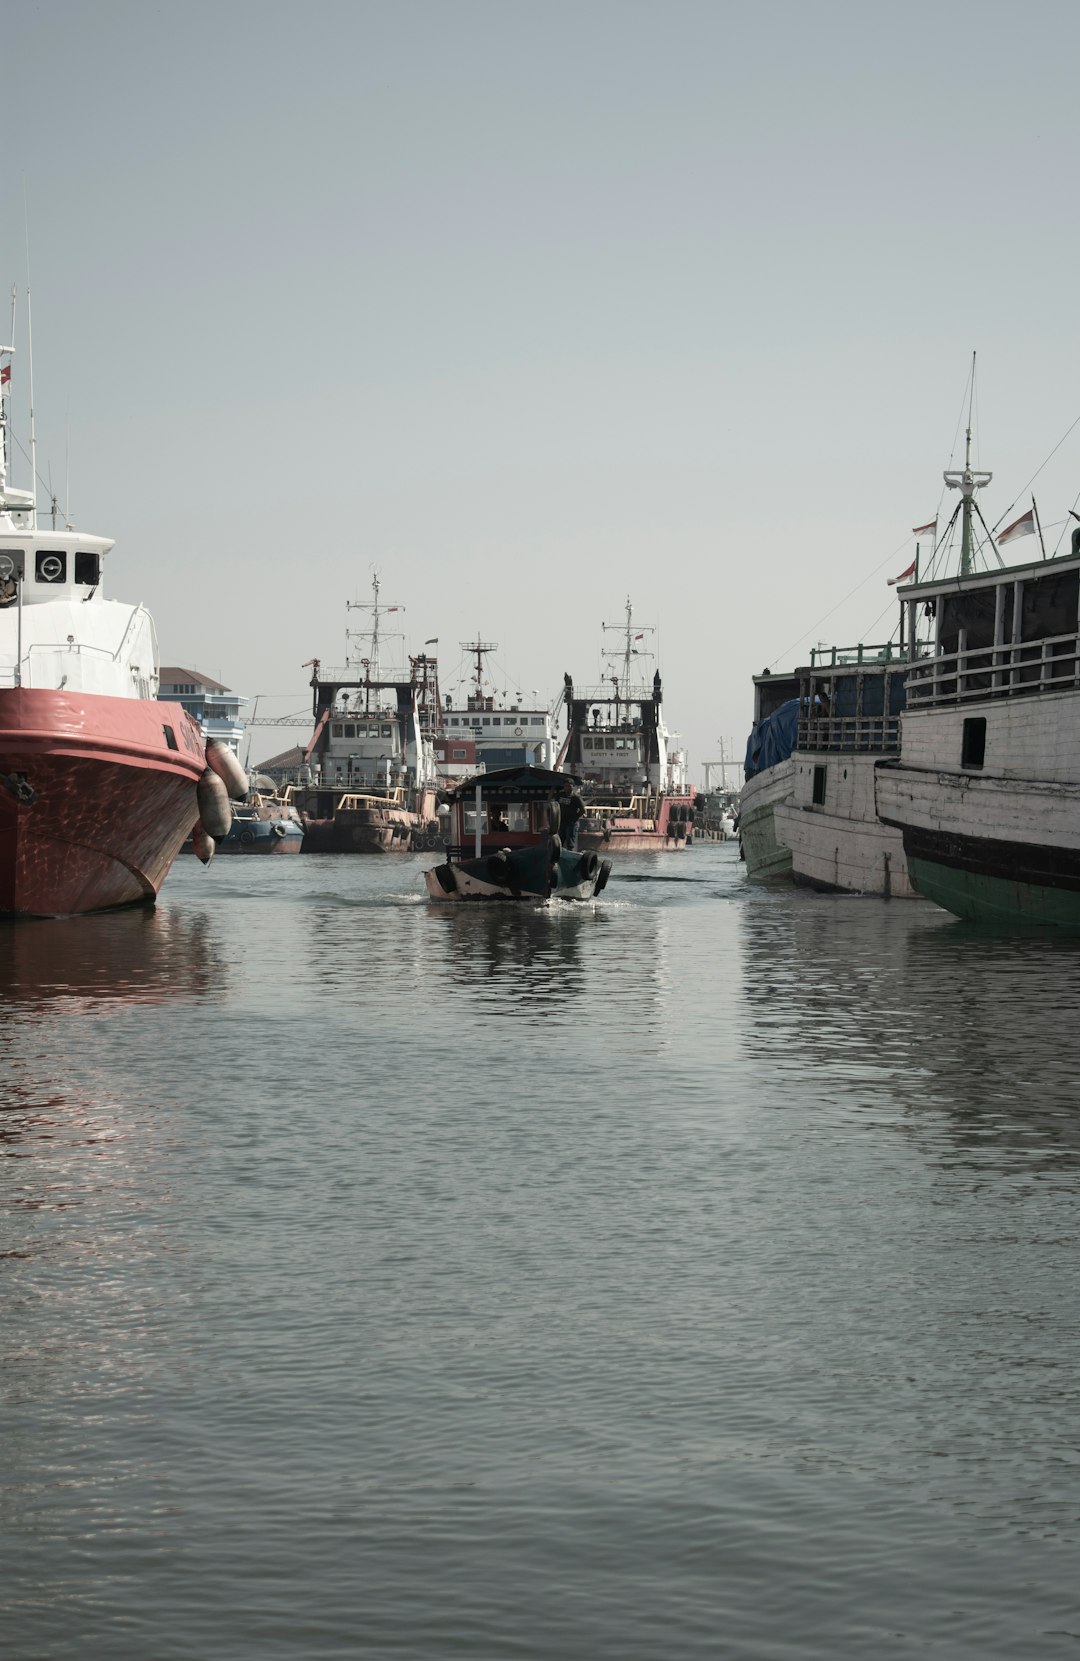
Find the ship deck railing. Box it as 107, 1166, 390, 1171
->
906, 630, 1080, 708
808, 641, 902, 668
795, 715, 901, 752
334, 789, 411, 811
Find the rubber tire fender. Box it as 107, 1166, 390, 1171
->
595, 858, 613, 895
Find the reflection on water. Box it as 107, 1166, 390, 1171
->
4, 850, 1080, 1661
0, 905, 226, 1010
737, 891, 1080, 1171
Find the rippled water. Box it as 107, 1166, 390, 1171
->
3, 846, 1080, 1659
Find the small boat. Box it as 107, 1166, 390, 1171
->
425, 765, 612, 902
215, 777, 304, 853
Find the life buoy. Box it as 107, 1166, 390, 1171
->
514, 727, 523, 737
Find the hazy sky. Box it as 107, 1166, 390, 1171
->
6, 0, 1080, 779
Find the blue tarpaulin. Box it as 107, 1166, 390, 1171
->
744, 698, 800, 780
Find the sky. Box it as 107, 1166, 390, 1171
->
6, 0, 1080, 783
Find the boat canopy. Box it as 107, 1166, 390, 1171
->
744, 698, 800, 779
448, 763, 581, 801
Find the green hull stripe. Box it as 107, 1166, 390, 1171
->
908, 856, 1080, 930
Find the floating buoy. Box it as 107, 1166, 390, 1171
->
191, 822, 215, 865
196, 768, 233, 838
205, 738, 249, 801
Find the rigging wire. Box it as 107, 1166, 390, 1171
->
767, 533, 913, 671
992, 408, 1080, 535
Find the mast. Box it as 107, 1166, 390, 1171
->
944, 353, 992, 577
346, 570, 404, 689
601, 597, 654, 702
461, 635, 496, 704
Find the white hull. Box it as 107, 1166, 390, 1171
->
775, 751, 916, 898
738, 758, 795, 881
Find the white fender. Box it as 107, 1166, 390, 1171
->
191, 822, 216, 865
205, 738, 249, 801
196, 768, 233, 839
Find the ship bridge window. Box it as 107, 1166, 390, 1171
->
344, 724, 356, 738
74, 551, 100, 585
382, 724, 393, 737
332, 723, 344, 737
36, 549, 67, 584
491, 717, 501, 726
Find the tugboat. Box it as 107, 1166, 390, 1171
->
425, 765, 611, 902
290, 574, 441, 852
214, 776, 304, 853
0, 310, 238, 916
559, 600, 694, 852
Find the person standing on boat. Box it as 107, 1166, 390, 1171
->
560, 792, 585, 850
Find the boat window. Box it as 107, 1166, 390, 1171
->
332, 724, 343, 737
344, 724, 356, 738
812, 765, 827, 805
36, 549, 66, 584
491, 717, 501, 726
962, 717, 986, 769
381, 725, 393, 737
452, 747, 467, 760
74, 551, 100, 585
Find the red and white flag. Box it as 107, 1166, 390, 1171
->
997, 508, 1036, 546
634, 632, 644, 640
0, 362, 10, 389
887, 558, 918, 586
911, 518, 936, 538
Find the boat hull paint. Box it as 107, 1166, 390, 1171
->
0, 688, 205, 916
906, 848, 1080, 928
774, 752, 916, 898
215, 820, 304, 854
426, 845, 608, 903
738, 758, 795, 881
877, 761, 1080, 928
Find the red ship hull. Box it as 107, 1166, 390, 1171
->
577, 794, 695, 853
0, 689, 206, 917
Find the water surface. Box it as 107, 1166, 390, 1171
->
3, 847, 1079, 1658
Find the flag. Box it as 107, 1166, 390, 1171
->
425, 637, 438, 644
997, 508, 1036, 546
911, 518, 936, 538
387, 605, 399, 612
0, 363, 10, 389
634, 632, 644, 640
887, 558, 917, 586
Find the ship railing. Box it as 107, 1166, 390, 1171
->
906, 629, 1080, 707
573, 684, 656, 704
808, 640, 899, 668
795, 714, 901, 752
335, 788, 410, 811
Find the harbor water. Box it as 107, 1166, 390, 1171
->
3, 844, 1079, 1659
